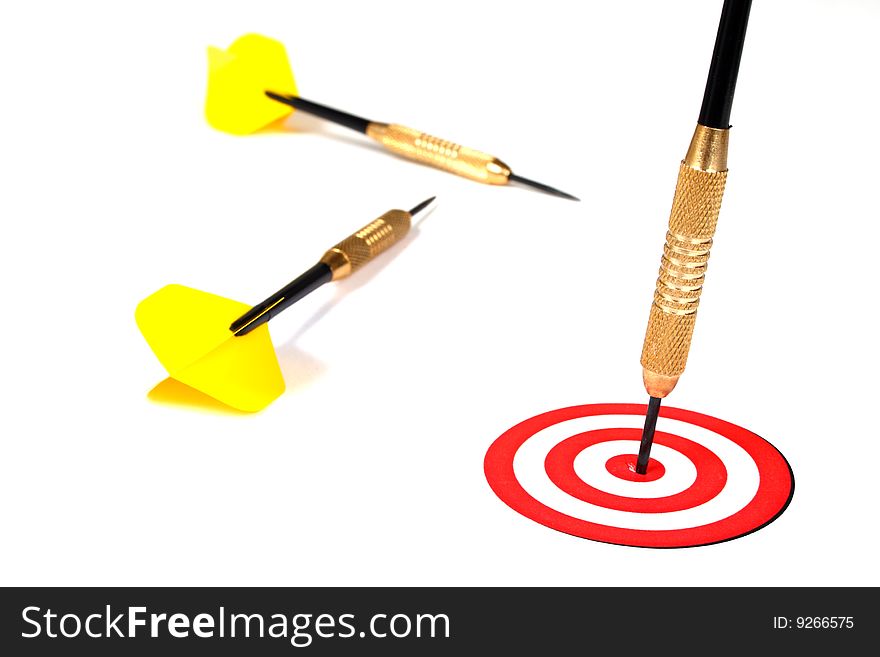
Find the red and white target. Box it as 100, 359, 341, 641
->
484, 403, 793, 548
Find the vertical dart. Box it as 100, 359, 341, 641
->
636, 0, 752, 474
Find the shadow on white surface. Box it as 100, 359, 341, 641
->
273, 344, 328, 393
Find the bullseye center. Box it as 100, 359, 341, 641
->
605, 454, 665, 482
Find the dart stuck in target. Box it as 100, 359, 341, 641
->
484, 403, 794, 548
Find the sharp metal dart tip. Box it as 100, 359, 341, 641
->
635, 396, 662, 475
409, 196, 437, 217
507, 173, 580, 201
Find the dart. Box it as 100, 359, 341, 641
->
636, 0, 752, 474
205, 33, 578, 201
136, 197, 436, 412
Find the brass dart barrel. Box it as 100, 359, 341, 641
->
318, 205, 413, 281
641, 125, 728, 398
365, 123, 511, 186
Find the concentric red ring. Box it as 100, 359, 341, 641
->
484, 403, 794, 548
544, 428, 727, 513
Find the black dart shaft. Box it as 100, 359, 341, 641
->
265, 91, 370, 134
636, 397, 662, 475
231, 262, 331, 336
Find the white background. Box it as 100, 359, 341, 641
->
1, 0, 878, 587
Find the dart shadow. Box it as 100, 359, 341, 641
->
147, 378, 248, 415
276, 226, 422, 351
272, 344, 327, 393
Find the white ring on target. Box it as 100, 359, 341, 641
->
572, 441, 697, 499
512, 413, 760, 531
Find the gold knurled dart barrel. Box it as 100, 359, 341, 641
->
641, 124, 729, 398
319, 209, 412, 280
366, 123, 511, 185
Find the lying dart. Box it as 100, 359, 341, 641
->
205, 33, 578, 201
136, 197, 436, 412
